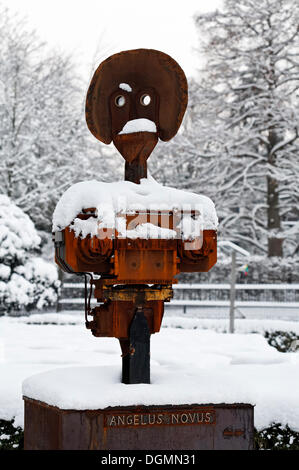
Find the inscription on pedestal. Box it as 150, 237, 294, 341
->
24, 398, 254, 450
105, 407, 215, 428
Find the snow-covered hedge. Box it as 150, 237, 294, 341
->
0, 196, 59, 314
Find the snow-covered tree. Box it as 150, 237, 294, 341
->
0, 195, 59, 313
192, 0, 299, 257
148, 78, 207, 186
0, 5, 119, 232
152, 0, 299, 258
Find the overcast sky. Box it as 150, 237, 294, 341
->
1, 0, 222, 80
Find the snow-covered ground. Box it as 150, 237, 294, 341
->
1, 311, 299, 432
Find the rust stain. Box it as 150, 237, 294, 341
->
223, 427, 245, 438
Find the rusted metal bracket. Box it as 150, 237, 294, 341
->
99, 284, 173, 303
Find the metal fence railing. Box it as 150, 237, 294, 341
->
57, 282, 299, 310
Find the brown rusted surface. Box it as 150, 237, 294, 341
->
85, 49, 187, 184
86, 49, 188, 145
55, 227, 113, 274
24, 398, 254, 450
55, 227, 216, 278
114, 133, 158, 183
114, 244, 177, 283
87, 299, 164, 339
178, 230, 217, 272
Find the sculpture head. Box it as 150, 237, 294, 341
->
86, 49, 188, 181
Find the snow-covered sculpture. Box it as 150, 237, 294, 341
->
53, 49, 218, 384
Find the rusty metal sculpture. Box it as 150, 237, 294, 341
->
54, 49, 217, 384
86, 48, 188, 183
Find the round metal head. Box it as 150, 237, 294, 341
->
86, 49, 188, 168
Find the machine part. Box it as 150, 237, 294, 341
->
56, 228, 113, 273
55, 216, 217, 279
121, 308, 150, 384
98, 285, 173, 302
54, 229, 94, 322
114, 238, 178, 283
178, 230, 217, 272
87, 299, 164, 339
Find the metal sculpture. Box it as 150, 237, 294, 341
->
53, 49, 217, 384
86, 48, 188, 184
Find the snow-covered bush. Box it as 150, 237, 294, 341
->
0, 419, 23, 450
255, 423, 299, 450
264, 330, 299, 353
0, 196, 59, 314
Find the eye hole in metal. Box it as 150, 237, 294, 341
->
115, 95, 126, 107
140, 94, 151, 106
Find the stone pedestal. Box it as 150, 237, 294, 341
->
24, 398, 254, 450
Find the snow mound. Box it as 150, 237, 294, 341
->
52, 176, 218, 240
119, 118, 156, 134
21, 363, 255, 411
0, 195, 41, 264
119, 83, 132, 92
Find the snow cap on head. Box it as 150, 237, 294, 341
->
85, 48, 188, 144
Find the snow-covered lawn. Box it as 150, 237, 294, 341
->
1, 312, 299, 432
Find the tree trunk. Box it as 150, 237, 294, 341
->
267, 130, 283, 257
